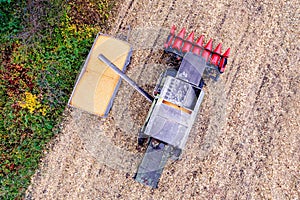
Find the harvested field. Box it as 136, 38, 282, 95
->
26, 0, 299, 199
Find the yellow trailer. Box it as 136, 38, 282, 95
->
68, 34, 132, 117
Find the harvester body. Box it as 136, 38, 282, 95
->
140, 53, 207, 149
133, 53, 206, 188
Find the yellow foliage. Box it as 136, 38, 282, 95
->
19, 92, 48, 116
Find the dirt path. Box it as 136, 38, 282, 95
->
26, 0, 299, 199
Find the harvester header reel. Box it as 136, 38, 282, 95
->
164, 25, 230, 74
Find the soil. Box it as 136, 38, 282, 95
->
26, 0, 299, 199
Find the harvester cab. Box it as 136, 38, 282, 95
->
68, 25, 230, 188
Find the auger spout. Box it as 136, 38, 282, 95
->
98, 54, 154, 103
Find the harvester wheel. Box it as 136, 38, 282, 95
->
165, 68, 178, 77
138, 137, 147, 146
171, 148, 182, 161
138, 130, 148, 146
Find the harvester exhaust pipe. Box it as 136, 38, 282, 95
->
98, 54, 154, 103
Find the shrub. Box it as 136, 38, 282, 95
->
0, 0, 114, 198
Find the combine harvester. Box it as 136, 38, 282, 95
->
69, 26, 230, 188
